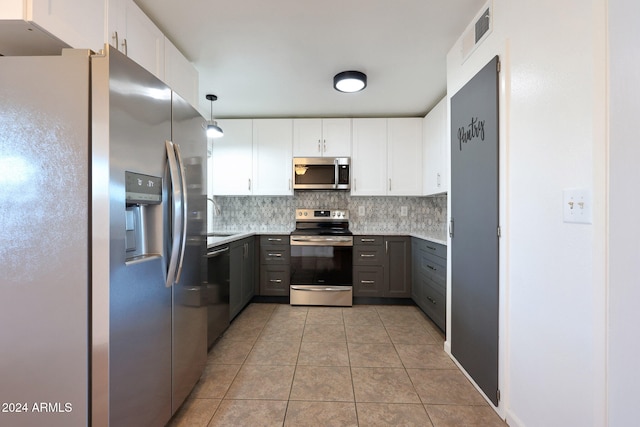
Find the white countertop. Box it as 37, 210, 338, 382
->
207, 230, 293, 248
207, 230, 446, 248
352, 230, 447, 246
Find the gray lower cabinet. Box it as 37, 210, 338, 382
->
353, 235, 411, 298
259, 235, 290, 296
412, 238, 446, 331
229, 236, 256, 320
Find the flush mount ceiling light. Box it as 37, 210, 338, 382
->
204, 94, 224, 138
333, 70, 367, 93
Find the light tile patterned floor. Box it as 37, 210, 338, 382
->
169, 304, 507, 427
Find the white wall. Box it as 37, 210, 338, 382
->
608, 1, 640, 425
446, 1, 608, 426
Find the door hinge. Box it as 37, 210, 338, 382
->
497, 226, 501, 238
497, 388, 501, 402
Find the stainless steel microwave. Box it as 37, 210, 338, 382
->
292, 157, 350, 190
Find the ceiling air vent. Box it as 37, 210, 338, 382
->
475, 8, 491, 42
461, 3, 493, 63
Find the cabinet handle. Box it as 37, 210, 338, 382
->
426, 296, 437, 305
354, 178, 357, 192
248, 178, 251, 191
269, 279, 282, 283
112, 31, 119, 49
268, 253, 282, 257
360, 280, 375, 284
289, 178, 291, 190
360, 238, 376, 242
389, 179, 392, 191
318, 140, 321, 153
437, 172, 441, 187
268, 237, 282, 242
121, 38, 128, 56
427, 265, 437, 271
360, 254, 375, 258
385, 241, 388, 254
426, 245, 437, 251
323, 139, 327, 152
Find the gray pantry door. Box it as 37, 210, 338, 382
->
450, 56, 500, 406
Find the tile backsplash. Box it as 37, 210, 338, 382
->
208, 192, 447, 241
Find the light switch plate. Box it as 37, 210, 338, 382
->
563, 188, 592, 224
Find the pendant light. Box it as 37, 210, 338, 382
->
205, 94, 224, 138
333, 71, 367, 93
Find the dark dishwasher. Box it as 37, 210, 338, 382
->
205, 244, 230, 348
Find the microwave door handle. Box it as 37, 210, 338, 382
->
165, 140, 182, 288
173, 141, 188, 284
334, 158, 339, 189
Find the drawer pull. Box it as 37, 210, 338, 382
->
268, 237, 282, 242
360, 254, 375, 258
360, 238, 376, 242
269, 279, 282, 283
268, 253, 283, 257
427, 265, 437, 271
426, 245, 437, 251
360, 280, 375, 284
426, 296, 437, 305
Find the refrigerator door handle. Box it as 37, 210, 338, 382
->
165, 140, 183, 287
173, 141, 188, 284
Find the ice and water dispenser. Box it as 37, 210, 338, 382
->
125, 171, 163, 261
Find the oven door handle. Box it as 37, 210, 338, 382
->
291, 286, 352, 292
290, 236, 353, 246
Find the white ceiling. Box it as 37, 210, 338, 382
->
134, 0, 485, 119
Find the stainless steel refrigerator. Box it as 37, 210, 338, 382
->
0, 46, 207, 427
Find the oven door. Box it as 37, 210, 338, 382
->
290, 236, 353, 306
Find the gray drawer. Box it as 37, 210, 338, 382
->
353, 266, 384, 297
259, 264, 290, 296
260, 235, 289, 246
417, 251, 446, 285
354, 235, 384, 246
353, 245, 385, 265
421, 276, 446, 330
260, 246, 290, 264
415, 238, 446, 259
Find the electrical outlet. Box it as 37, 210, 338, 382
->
563, 189, 592, 224
400, 206, 408, 217
358, 206, 365, 216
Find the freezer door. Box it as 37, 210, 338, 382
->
92, 46, 173, 426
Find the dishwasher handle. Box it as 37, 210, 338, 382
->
206, 246, 229, 258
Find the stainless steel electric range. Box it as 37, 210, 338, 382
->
289, 209, 353, 306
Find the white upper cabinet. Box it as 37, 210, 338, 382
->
387, 118, 423, 196
352, 118, 423, 196
1, 0, 104, 53
209, 119, 294, 196
107, 0, 165, 80
422, 97, 448, 195
252, 119, 293, 196
293, 118, 351, 157
351, 118, 388, 196
210, 119, 254, 196
164, 38, 199, 109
